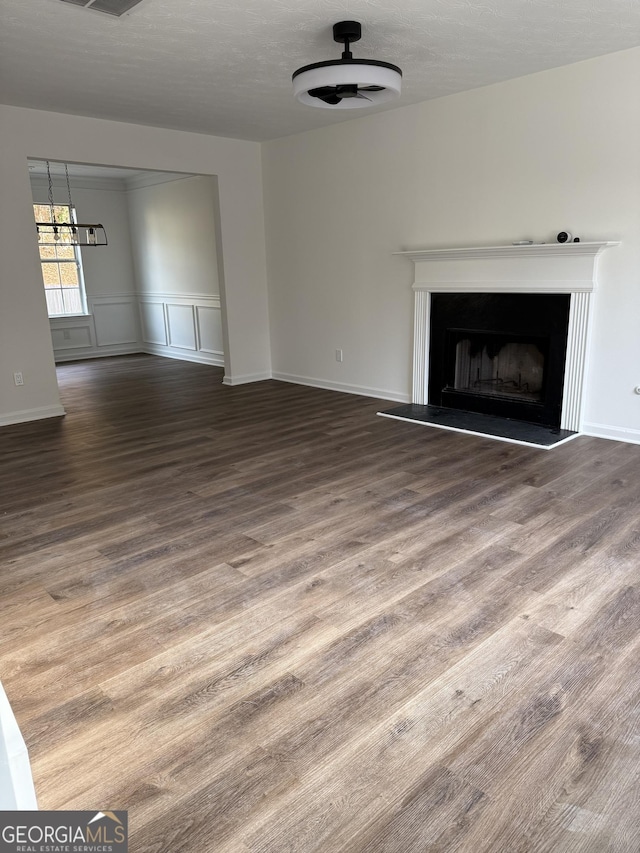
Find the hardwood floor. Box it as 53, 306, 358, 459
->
1, 354, 639, 852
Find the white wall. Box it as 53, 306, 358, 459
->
0, 105, 271, 426
262, 46, 640, 443
127, 175, 224, 365
127, 175, 220, 296
31, 175, 141, 362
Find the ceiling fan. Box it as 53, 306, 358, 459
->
292, 21, 402, 109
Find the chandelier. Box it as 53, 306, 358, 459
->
35, 161, 108, 247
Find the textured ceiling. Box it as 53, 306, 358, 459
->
2, 0, 640, 141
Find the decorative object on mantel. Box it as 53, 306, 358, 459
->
292, 21, 402, 109
35, 161, 108, 247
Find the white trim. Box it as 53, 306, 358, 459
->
142, 344, 223, 367
91, 298, 139, 347
223, 371, 272, 386
561, 292, 591, 431
49, 313, 93, 322
0, 404, 65, 427
413, 280, 596, 294
125, 172, 196, 192
54, 345, 140, 362
412, 290, 430, 405
195, 305, 224, 356
52, 338, 93, 351
582, 423, 640, 446
135, 292, 221, 306
0, 682, 38, 810
272, 372, 410, 403
138, 299, 168, 346
30, 174, 126, 192
376, 412, 579, 451
166, 303, 197, 351
395, 242, 619, 262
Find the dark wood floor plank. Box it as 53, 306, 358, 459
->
0, 355, 638, 852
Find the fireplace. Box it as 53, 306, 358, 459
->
383, 242, 619, 446
429, 293, 570, 427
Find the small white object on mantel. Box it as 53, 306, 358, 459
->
394, 241, 620, 432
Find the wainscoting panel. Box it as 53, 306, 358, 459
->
139, 293, 224, 366
51, 322, 93, 352
166, 303, 197, 351
139, 300, 168, 346
196, 305, 224, 357
51, 294, 141, 362
52, 293, 223, 367
93, 297, 139, 348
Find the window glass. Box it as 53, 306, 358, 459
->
33, 204, 88, 317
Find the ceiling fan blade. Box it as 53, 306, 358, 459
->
355, 92, 373, 101
359, 85, 385, 91
335, 83, 359, 99
308, 86, 342, 104
309, 86, 337, 97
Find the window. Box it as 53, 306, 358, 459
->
33, 203, 88, 317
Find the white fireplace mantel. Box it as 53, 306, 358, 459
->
397, 241, 619, 432
394, 242, 619, 294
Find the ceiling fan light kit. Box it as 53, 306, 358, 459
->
292, 21, 402, 109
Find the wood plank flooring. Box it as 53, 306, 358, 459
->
1, 354, 639, 852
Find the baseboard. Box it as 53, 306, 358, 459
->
582, 422, 640, 446
0, 404, 65, 427
55, 345, 141, 363
223, 371, 272, 386
271, 372, 411, 404
142, 345, 224, 367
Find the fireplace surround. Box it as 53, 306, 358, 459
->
391, 242, 618, 441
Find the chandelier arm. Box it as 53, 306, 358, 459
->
64, 164, 76, 230
46, 161, 56, 223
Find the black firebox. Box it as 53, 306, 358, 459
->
429, 293, 571, 428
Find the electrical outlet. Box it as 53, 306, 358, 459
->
14, 372, 24, 386
335, 349, 343, 363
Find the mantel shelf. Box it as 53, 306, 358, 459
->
394, 242, 619, 262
